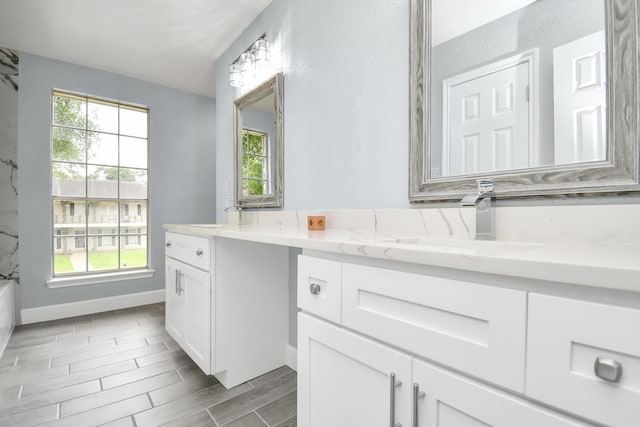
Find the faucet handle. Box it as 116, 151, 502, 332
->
477, 178, 494, 195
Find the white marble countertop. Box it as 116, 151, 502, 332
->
164, 223, 640, 292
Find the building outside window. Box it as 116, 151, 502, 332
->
51, 91, 149, 275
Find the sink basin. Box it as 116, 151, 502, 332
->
381, 237, 545, 253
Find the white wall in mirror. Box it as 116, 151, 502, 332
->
432, 0, 538, 46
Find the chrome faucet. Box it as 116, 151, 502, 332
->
460, 179, 495, 240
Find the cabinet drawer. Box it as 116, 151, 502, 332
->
297, 255, 342, 324
527, 294, 640, 427
342, 263, 527, 392
165, 232, 211, 271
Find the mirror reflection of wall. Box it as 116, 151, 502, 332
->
431, 0, 606, 178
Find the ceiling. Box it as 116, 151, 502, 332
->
0, 0, 273, 97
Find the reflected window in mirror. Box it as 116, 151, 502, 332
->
242, 129, 270, 196
409, 0, 640, 201
234, 73, 283, 208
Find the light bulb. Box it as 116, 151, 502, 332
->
229, 62, 243, 87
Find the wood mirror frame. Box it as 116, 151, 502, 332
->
233, 73, 284, 208
409, 0, 640, 202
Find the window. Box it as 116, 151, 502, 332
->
241, 129, 270, 196
51, 91, 149, 276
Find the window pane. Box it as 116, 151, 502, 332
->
120, 168, 147, 199
88, 201, 119, 226
247, 179, 265, 196
53, 236, 86, 274
247, 155, 266, 179
52, 127, 86, 162
122, 245, 147, 269
88, 237, 119, 272
121, 201, 146, 225
120, 107, 147, 138
88, 101, 118, 133
120, 136, 147, 169
87, 165, 118, 198
87, 132, 118, 165
52, 163, 86, 197
53, 236, 75, 274
53, 95, 86, 128
54, 201, 85, 231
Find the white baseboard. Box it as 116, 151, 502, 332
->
20, 289, 165, 325
286, 344, 297, 371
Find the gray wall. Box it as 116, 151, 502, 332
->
18, 53, 216, 310
215, 0, 410, 220
431, 0, 604, 171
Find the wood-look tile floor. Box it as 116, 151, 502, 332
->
0, 303, 297, 427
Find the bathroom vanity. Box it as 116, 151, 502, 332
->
166, 207, 640, 427
163, 228, 289, 389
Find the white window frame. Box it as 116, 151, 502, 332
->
48, 90, 154, 287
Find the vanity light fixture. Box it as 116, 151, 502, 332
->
228, 34, 271, 88
229, 62, 243, 87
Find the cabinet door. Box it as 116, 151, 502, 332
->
298, 313, 412, 427
180, 262, 211, 374
413, 359, 591, 427
165, 257, 185, 344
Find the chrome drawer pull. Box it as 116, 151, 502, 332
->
594, 357, 622, 383
309, 283, 321, 295
412, 383, 425, 427
389, 373, 402, 427
175, 269, 179, 294
196, 248, 204, 257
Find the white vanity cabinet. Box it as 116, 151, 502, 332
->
297, 253, 605, 427
165, 233, 212, 373
164, 230, 290, 389
298, 313, 412, 427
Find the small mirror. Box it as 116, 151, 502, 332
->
410, 0, 640, 201
234, 73, 284, 208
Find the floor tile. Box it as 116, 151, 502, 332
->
209, 372, 296, 425
160, 410, 216, 427
0, 302, 297, 427
21, 359, 137, 397
274, 415, 297, 427
135, 382, 253, 426
60, 370, 181, 417
221, 412, 267, 427
255, 391, 296, 426
43, 394, 152, 427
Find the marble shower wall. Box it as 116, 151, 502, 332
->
0, 48, 18, 280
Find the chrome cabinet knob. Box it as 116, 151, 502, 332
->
594, 357, 622, 383
165, 242, 172, 247
309, 283, 321, 295
196, 248, 204, 257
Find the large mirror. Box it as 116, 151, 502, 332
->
234, 73, 284, 208
410, 0, 640, 201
